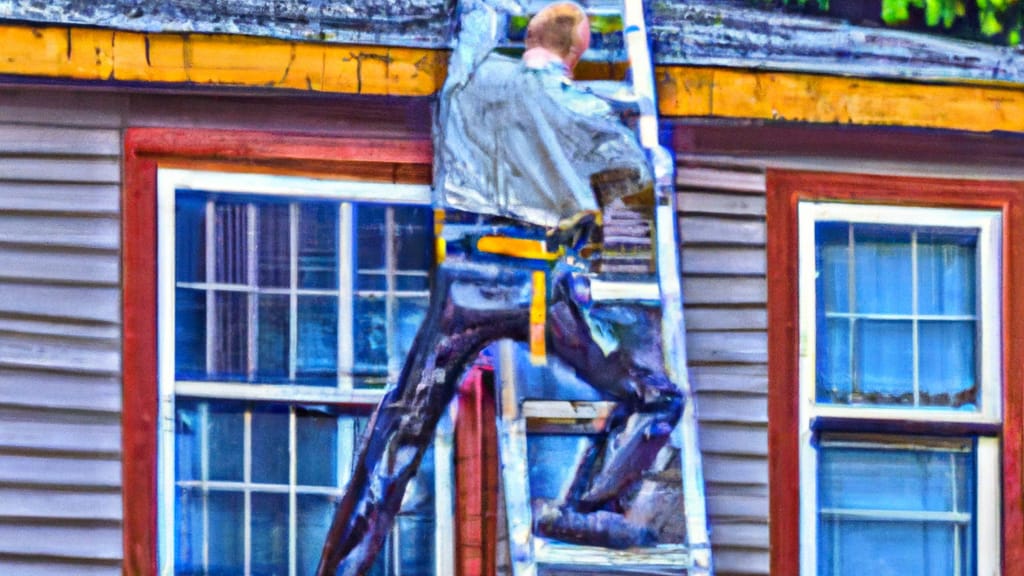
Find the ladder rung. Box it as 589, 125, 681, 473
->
589, 279, 659, 301
535, 539, 691, 573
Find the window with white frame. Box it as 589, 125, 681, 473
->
797, 202, 1002, 576
157, 169, 450, 576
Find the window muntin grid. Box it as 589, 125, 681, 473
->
159, 172, 439, 576
796, 202, 1002, 576
173, 192, 432, 388
814, 222, 979, 409
816, 435, 976, 576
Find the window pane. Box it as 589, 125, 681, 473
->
394, 205, 433, 273
298, 203, 338, 289
175, 287, 206, 378
356, 204, 387, 282
354, 298, 387, 376
819, 520, 964, 576
174, 486, 205, 574
210, 491, 246, 574
257, 294, 289, 380
206, 402, 245, 482
818, 438, 974, 576
257, 203, 290, 288
176, 193, 207, 283
172, 400, 247, 484
297, 295, 338, 383
214, 202, 250, 285
252, 406, 289, 485
919, 321, 977, 408
296, 407, 339, 487
918, 231, 977, 316
212, 291, 249, 379
817, 318, 852, 403
853, 226, 912, 315
396, 297, 428, 367
252, 493, 289, 576
298, 494, 335, 576
816, 222, 850, 314
855, 320, 913, 404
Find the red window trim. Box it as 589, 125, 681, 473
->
766, 169, 1024, 575
121, 128, 432, 575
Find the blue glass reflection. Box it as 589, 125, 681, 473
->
817, 439, 974, 576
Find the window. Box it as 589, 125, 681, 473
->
156, 169, 445, 575
798, 203, 1001, 575
767, 170, 1024, 576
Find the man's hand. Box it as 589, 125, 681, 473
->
546, 209, 601, 252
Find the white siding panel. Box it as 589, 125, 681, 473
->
711, 523, 770, 549
0, 182, 119, 214
685, 307, 767, 331
0, 487, 122, 521
0, 332, 120, 375
706, 485, 769, 520
699, 422, 768, 457
0, 369, 120, 413
0, 316, 121, 341
0, 559, 120, 576
678, 192, 766, 216
712, 549, 771, 575
0, 523, 122, 560
0, 214, 119, 250
679, 160, 770, 575
696, 392, 768, 425
0, 157, 120, 183
702, 455, 768, 486
687, 331, 768, 364
676, 167, 766, 194
681, 247, 765, 276
680, 216, 765, 246
0, 283, 120, 324
0, 247, 118, 284
0, 453, 120, 488
683, 277, 766, 305
690, 364, 768, 395
0, 411, 121, 456
0, 125, 121, 156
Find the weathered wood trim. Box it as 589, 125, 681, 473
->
765, 170, 1024, 575
454, 366, 500, 576
121, 127, 433, 574
3, 23, 1024, 135
659, 66, 1024, 133
0, 24, 447, 96
122, 148, 158, 576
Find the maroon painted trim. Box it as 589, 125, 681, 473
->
123, 150, 159, 576
766, 170, 1024, 576
454, 366, 499, 576
121, 128, 432, 575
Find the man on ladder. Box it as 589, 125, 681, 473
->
317, 2, 686, 574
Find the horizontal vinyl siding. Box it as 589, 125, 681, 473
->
678, 160, 770, 575
0, 92, 125, 576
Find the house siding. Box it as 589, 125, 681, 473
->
0, 86, 776, 575
0, 91, 127, 575
678, 160, 770, 576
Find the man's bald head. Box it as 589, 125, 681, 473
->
525, 2, 590, 71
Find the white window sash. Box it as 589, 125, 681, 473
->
796, 201, 1003, 576
156, 168, 441, 576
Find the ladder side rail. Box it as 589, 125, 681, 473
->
621, 1, 714, 574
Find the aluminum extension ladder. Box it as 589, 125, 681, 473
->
491, 1, 713, 574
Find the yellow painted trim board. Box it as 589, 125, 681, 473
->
0, 24, 447, 96
657, 66, 1024, 133
3, 23, 1024, 133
